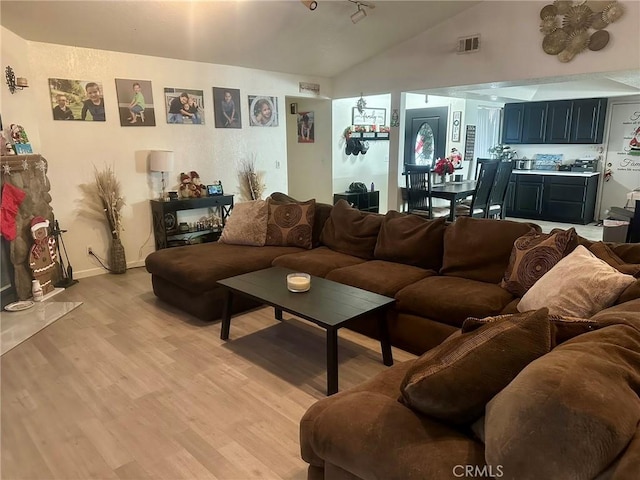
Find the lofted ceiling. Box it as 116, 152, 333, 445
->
0, 0, 480, 78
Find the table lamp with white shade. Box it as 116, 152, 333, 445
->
149, 150, 174, 201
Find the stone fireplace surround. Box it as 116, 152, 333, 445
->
1, 154, 57, 301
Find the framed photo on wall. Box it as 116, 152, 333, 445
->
115, 79, 156, 127
48, 78, 105, 121
248, 95, 278, 127
164, 88, 205, 125
297, 111, 314, 143
213, 87, 241, 128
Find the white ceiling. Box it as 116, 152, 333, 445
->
2, 0, 638, 101
0, 0, 479, 78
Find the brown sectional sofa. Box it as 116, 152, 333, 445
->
145, 194, 640, 479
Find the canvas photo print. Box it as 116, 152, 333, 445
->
248, 95, 278, 127
48, 78, 105, 121
213, 87, 241, 128
115, 79, 156, 127
164, 88, 205, 125
297, 111, 314, 143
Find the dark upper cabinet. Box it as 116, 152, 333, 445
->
521, 102, 548, 143
502, 98, 607, 144
502, 103, 524, 144
571, 98, 607, 143
545, 100, 573, 143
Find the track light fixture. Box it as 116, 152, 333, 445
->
301, 0, 318, 11
348, 0, 374, 24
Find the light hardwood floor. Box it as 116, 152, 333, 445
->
1, 267, 415, 479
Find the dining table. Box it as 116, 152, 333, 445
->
429, 180, 477, 221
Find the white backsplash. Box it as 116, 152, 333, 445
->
513, 144, 603, 166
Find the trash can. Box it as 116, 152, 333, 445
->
603, 219, 629, 243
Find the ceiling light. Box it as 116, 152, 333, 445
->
351, 6, 366, 23
301, 0, 317, 10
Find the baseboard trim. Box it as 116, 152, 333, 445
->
74, 260, 146, 279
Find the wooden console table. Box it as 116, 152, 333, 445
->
151, 195, 234, 250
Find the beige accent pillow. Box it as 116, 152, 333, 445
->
518, 245, 635, 317
219, 200, 268, 246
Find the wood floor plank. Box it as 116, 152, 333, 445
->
1, 266, 415, 479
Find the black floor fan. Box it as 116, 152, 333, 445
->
52, 220, 78, 288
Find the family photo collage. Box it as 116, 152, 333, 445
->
47, 78, 280, 129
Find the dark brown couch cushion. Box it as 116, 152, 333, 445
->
617, 280, 640, 305
265, 199, 315, 249
320, 200, 383, 260
484, 324, 640, 480
395, 276, 514, 328
374, 211, 447, 271
271, 246, 365, 278
400, 308, 552, 425
501, 228, 576, 297
440, 217, 539, 283
589, 241, 640, 277
145, 242, 305, 294
326, 260, 435, 297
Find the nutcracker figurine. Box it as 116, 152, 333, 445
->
28, 216, 57, 295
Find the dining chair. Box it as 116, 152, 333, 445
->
486, 160, 515, 219
404, 164, 450, 219
455, 160, 499, 218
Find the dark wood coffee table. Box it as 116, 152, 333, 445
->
217, 266, 395, 395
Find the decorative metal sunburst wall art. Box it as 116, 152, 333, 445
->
540, 0, 625, 62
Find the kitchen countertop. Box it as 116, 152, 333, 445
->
512, 170, 600, 177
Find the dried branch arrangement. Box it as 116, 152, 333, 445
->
237, 155, 265, 201
93, 165, 125, 240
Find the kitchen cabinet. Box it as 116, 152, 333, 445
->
521, 102, 548, 144
506, 172, 598, 224
502, 103, 524, 144
502, 98, 607, 145
545, 100, 573, 143
333, 191, 379, 213
151, 195, 234, 250
571, 98, 607, 143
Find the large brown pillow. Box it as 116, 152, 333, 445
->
518, 245, 636, 317
320, 199, 383, 260
501, 228, 576, 297
462, 313, 599, 346
269, 192, 331, 248
374, 211, 447, 271
399, 308, 552, 425
265, 199, 315, 249
589, 241, 640, 277
219, 199, 268, 246
440, 217, 540, 284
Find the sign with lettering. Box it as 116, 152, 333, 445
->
464, 125, 476, 162
352, 108, 386, 126
299, 82, 320, 95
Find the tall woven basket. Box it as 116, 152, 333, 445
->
109, 238, 127, 274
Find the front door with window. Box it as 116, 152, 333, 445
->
404, 107, 448, 167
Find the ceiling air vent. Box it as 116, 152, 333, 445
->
457, 34, 480, 54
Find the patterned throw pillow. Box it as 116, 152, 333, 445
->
265, 199, 315, 249
399, 308, 552, 425
501, 228, 576, 297
462, 312, 599, 346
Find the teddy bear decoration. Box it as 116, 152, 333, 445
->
178, 171, 207, 198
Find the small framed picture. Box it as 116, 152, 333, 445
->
207, 183, 224, 196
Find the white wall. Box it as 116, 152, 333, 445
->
333, 1, 639, 98
1, 27, 331, 277
332, 94, 391, 213
286, 97, 333, 204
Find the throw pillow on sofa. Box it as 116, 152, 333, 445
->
219, 199, 268, 246
501, 228, 576, 297
265, 199, 315, 249
320, 199, 383, 260
518, 245, 636, 317
374, 211, 446, 271
462, 313, 599, 346
399, 308, 552, 425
